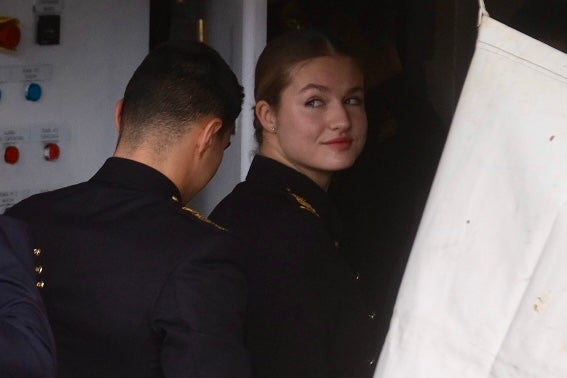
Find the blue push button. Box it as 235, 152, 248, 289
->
25, 83, 42, 101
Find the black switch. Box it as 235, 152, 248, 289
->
36, 14, 60, 45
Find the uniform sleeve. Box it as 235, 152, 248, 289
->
153, 234, 250, 378
0, 216, 57, 378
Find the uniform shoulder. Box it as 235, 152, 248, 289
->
5, 186, 71, 217
210, 183, 320, 236
178, 205, 227, 232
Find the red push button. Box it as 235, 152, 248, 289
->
0, 19, 21, 51
4, 145, 19, 164
44, 143, 60, 161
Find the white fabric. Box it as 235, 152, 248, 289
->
375, 15, 567, 378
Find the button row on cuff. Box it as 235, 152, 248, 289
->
33, 248, 45, 289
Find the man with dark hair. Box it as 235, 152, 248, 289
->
0, 215, 56, 378
6, 40, 249, 378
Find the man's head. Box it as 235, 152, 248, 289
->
114, 40, 243, 202
117, 40, 243, 150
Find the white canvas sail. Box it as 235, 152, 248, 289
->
375, 6, 567, 378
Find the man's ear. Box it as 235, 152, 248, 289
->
114, 99, 124, 132
255, 100, 276, 132
196, 117, 223, 156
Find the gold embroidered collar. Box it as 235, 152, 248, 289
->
286, 188, 320, 217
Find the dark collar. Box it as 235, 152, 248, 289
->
246, 155, 341, 237
90, 157, 182, 202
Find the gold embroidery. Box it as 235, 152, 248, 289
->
182, 206, 226, 231
287, 189, 319, 217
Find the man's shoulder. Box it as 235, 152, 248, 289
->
5, 184, 84, 218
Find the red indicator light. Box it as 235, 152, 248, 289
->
4, 145, 20, 164
44, 143, 60, 161
0, 18, 21, 51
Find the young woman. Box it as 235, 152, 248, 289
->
210, 29, 379, 378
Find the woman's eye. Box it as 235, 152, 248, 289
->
306, 99, 324, 108
345, 97, 363, 105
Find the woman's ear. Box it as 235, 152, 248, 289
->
114, 99, 124, 132
255, 100, 277, 133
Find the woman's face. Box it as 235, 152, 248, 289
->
259, 55, 367, 189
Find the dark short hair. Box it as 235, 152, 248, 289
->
120, 40, 243, 146
253, 29, 362, 145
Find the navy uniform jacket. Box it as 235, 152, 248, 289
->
6, 157, 250, 378
210, 155, 379, 378
0, 215, 56, 377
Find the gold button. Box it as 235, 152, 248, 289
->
35, 265, 43, 274
369, 358, 376, 366
33, 248, 42, 256
171, 195, 180, 202
334, 240, 340, 248
369, 312, 376, 320
36, 281, 45, 288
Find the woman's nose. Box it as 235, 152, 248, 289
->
329, 104, 351, 130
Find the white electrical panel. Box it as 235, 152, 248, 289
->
0, 1, 149, 213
